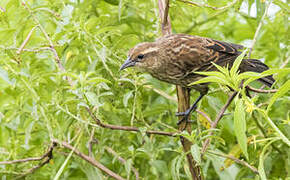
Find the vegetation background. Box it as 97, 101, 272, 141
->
0, 0, 289, 179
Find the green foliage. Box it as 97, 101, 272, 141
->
0, 0, 289, 179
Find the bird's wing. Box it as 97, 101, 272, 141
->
163, 34, 244, 76
205, 38, 243, 55
194, 38, 244, 72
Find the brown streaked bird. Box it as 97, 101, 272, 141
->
120, 34, 274, 123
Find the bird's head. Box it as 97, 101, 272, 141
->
120, 42, 161, 72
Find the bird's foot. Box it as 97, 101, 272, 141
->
175, 106, 197, 125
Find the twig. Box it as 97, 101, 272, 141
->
52, 139, 125, 180
144, 85, 177, 102
15, 154, 53, 179
197, 110, 213, 125
177, 0, 239, 11
0, 143, 56, 179
158, 0, 172, 35
246, 86, 277, 93
0, 6, 5, 12
163, 0, 170, 25
22, 1, 73, 86
0, 142, 56, 165
105, 147, 140, 180
201, 92, 238, 154
17, 26, 38, 54
88, 127, 96, 157
280, 56, 289, 69
207, 150, 259, 174
86, 107, 176, 137
248, 1, 272, 57
251, 112, 282, 154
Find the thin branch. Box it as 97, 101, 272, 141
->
177, 0, 239, 11
163, 0, 170, 25
22, 0, 73, 86
0, 143, 56, 165
105, 147, 140, 180
86, 107, 176, 137
207, 150, 259, 174
15, 155, 53, 179
52, 139, 125, 180
144, 85, 177, 102
158, 0, 172, 35
201, 92, 238, 154
197, 110, 213, 124
17, 26, 38, 54
246, 86, 277, 93
0, 143, 56, 179
280, 56, 289, 69
0, 6, 5, 12
88, 127, 96, 157
248, 1, 272, 57
252, 112, 282, 154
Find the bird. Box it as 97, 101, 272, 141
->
120, 34, 274, 124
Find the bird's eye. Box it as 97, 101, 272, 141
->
137, 54, 144, 59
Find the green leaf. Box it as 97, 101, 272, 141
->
230, 49, 247, 77
86, 77, 111, 85
191, 144, 201, 165
123, 90, 133, 107
237, 71, 260, 82
234, 98, 248, 159
258, 138, 280, 180
189, 76, 230, 86
85, 92, 99, 106
267, 80, 290, 112
0, 67, 12, 84
194, 71, 226, 79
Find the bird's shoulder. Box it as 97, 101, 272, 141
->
157, 34, 244, 72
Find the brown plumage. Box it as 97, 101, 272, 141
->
120, 34, 274, 122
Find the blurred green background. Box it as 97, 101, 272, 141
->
0, 0, 289, 179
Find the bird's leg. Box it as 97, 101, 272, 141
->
176, 93, 206, 125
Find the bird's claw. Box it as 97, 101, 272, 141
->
176, 105, 197, 125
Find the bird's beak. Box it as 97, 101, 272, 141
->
120, 57, 136, 71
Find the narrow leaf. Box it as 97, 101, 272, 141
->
191, 144, 201, 165
234, 98, 248, 159
189, 76, 229, 86
267, 80, 290, 112
230, 49, 247, 77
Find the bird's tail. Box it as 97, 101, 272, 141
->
240, 59, 275, 87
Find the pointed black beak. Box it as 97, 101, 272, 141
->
120, 57, 136, 71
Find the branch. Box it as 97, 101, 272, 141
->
105, 147, 140, 180
201, 92, 238, 154
280, 56, 289, 69
158, 0, 172, 35
22, 0, 73, 86
52, 139, 125, 180
207, 150, 259, 174
158, 0, 202, 179
86, 107, 176, 137
246, 86, 277, 93
0, 143, 56, 179
15, 154, 53, 179
0, 142, 56, 165
197, 110, 213, 125
248, 1, 272, 57
177, 0, 239, 11
16, 26, 38, 54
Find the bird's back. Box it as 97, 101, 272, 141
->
150, 34, 243, 89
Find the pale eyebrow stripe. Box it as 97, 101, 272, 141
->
141, 47, 159, 54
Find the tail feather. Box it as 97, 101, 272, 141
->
240, 59, 275, 87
